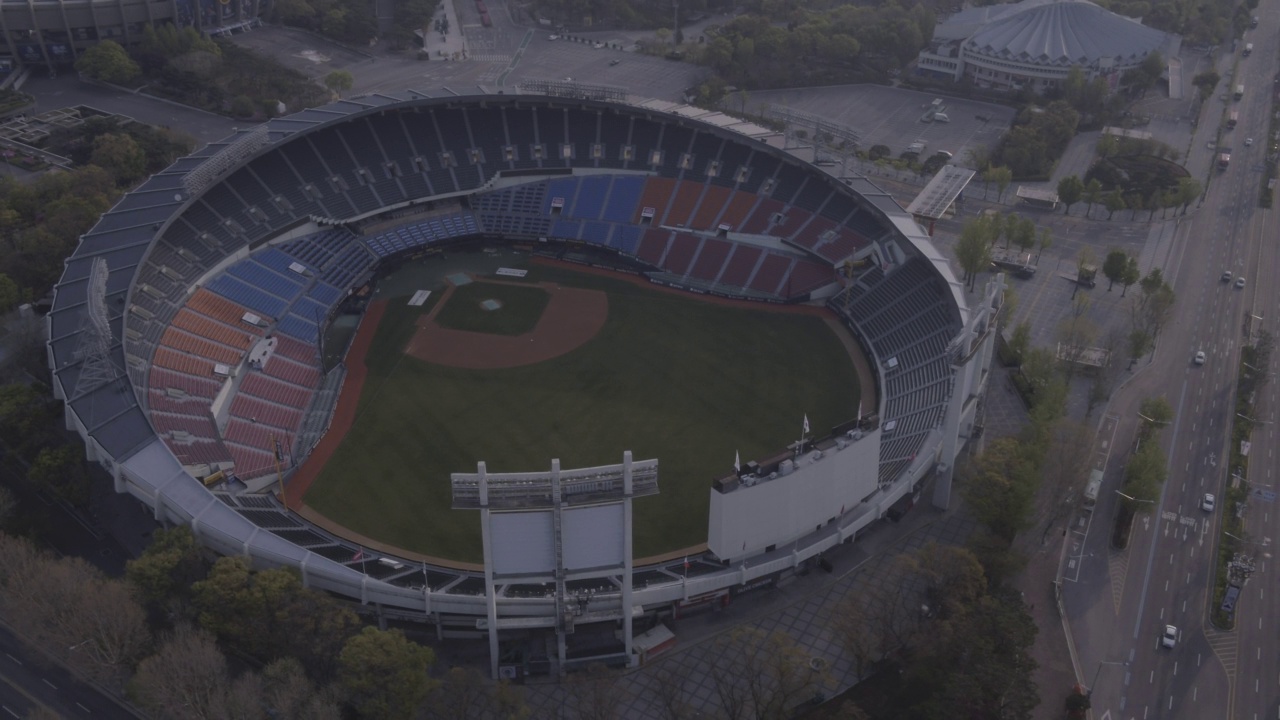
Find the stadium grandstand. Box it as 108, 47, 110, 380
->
48, 90, 1002, 677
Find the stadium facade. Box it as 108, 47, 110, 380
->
0, 0, 260, 69
916, 0, 1178, 93
48, 91, 1002, 676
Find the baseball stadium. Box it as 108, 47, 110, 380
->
48, 90, 1001, 674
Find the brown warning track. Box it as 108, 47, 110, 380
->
405, 278, 608, 369
283, 299, 387, 509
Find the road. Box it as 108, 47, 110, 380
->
1064, 5, 1280, 718
0, 624, 141, 719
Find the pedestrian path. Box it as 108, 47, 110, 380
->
520, 501, 976, 717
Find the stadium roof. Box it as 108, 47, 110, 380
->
941, 0, 1169, 66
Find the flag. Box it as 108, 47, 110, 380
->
352, 549, 365, 562
734, 450, 741, 473
803, 414, 810, 435
683, 556, 690, 571
857, 400, 862, 420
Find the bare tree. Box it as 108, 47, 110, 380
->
131, 624, 234, 720
709, 626, 822, 720
1037, 420, 1095, 544
63, 575, 152, 685
832, 594, 879, 681
569, 663, 628, 720
652, 661, 694, 720
261, 657, 342, 720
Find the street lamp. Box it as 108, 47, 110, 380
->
1224, 531, 1268, 546
1237, 412, 1273, 425
1089, 660, 1129, 698
1116, 490, 1154, 504
1138, 412, 1171, 426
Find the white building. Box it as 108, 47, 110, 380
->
916, 0, 1178, 93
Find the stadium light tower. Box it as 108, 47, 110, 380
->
71, 258, 122, 401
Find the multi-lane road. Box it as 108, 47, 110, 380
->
1066, 6, 1280, 719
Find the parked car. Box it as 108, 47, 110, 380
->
1202, 493, 1216, 511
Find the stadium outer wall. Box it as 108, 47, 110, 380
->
46, 91, 1004, 678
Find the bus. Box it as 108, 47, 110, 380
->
1228, 110, 1239, 129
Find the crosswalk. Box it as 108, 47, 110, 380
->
469, 53, 512, 63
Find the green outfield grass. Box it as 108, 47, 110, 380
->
305, 264, 860, 562
433, 281, 550, 336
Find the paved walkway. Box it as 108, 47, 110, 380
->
517, 493, 976, 718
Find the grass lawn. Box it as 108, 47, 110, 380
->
306, 265, 860, 562
433, 281, 550, 336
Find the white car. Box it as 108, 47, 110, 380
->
1162, 624, 1178, 649
1236, 276, 1247, 289
1194, 350, 1206, 365
548, 34, 559, 40
1246, 137, 1254, 146
1222, 270, 1233, 282
1202, 493, 1216, 511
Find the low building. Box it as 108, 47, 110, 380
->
0, 0, 263, 70
916, 0, 1178, 93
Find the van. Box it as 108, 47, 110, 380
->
1083, 469, 1103, 509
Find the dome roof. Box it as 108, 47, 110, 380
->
963, 0, 1168, 66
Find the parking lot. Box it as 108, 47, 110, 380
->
748, 84, 1016, 163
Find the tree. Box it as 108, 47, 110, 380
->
428, 666, 527, 720
1102, 249, 1128, 291
1036, 226, 1052, 262
129, 624, 246, 720
985, 165, 1013, 202
324, 70, 354, 97
261, 658, 342, 720
1139, 396, 1173, 428
707, 627, 820, 720
126, 525, 207, 612
90, 133, 148, 185
1011, 216, 1037, 253
74, 40, 140, 85
0, 273, 21, 313
955, 216, 995, 291
832, 594, 880, 681
339, 627, 436, 720
1119, 257, 1141, 297
1057, 175, 1084, 214
28, 444, 89, 505
1176, 177, 1202, 214
1128, 329, 1152, 368
192, 557, 360, 678
1083, 178, 1103, 219
1104, 189, 1126, 220
963, 437, 1038, 542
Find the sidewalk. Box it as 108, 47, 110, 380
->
517, 488, 977, 717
